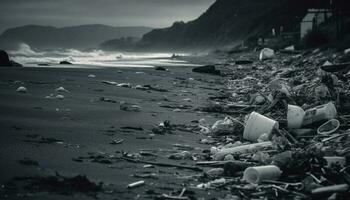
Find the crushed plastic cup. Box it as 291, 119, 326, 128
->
314, 85, 331, 99
317, 119, 340, 135
269, 79, 292, 97
284, 45, 295, 51
243, 165, 282, 184
211, 117, 243, 135
259, 48, 275, 61
303, 102, 337, 126
324, 156, 346, 168
206, 168, 224, 178
213, 141, 273, 160
287, 105, 305, 129
243, 112, 278, 142
210, 147, 219, 154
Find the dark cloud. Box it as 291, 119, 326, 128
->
0, 0, 215, 33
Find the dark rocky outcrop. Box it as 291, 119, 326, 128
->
0, 50, 22, 67
9, 60, 23, 67
192, 65, 220, 75
154, 66, 167, 71
0, 50, 11, 66
59, 61, 73, 65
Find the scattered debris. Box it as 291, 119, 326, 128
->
45, 93, 65, 100
99, 97, 117, 103
127, 180, 145, 189
6, 44, 350, 200
119, 155, 203, 172
235, 60, 253, 65
152, 120, 173, 134
110, 138, 124, 145
23, 137, 63, 144
56, 94, 65, 100
101, 80, 118, 85
284, 45, 295, 51
205, 168, 224, 178
120, 101, 141, 112
213, 142, 273, 160
211, 117, 244, 136
55, 86, 70, 93
120, 126, 143, 131
324, 156, 346, 168
16, 86, 27, 93
168, 151, 192, 160
117, 83, 132, 88
135, 84, 169, 92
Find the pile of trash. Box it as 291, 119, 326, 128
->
191, 47, 350, 199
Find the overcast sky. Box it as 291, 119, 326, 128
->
0, 0, 215, 33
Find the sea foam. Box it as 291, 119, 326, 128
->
8, 43, 199, 68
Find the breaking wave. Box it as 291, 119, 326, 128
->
10, 43, 44, 57
8, 43, 198, 68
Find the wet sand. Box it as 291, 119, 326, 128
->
0, 65, 228, 199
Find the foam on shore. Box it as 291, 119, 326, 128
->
9, 43, 200, 68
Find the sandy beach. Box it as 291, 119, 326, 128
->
2, 0, 350, 199
0, 65, 228, 199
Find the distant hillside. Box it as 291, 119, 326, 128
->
0, 24, 153, 50
100, 37, 140, 51
139, 0, 336, 51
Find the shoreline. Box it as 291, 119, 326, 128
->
0, 64, 227, 199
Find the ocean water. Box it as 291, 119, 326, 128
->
8, 43, 201, 68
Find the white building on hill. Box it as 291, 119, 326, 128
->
300, 9, 332, 38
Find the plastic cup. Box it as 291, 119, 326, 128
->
243, 165, 282, 184
303, 102, 337, 126
243, 112, 279, 142
287, 105, 305, 129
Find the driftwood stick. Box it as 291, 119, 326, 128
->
161, 194, 190, 200
272, 185, 308, 198
119, 156, 203, 172
311, 184, 349, 194
196, 160, 254, 167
